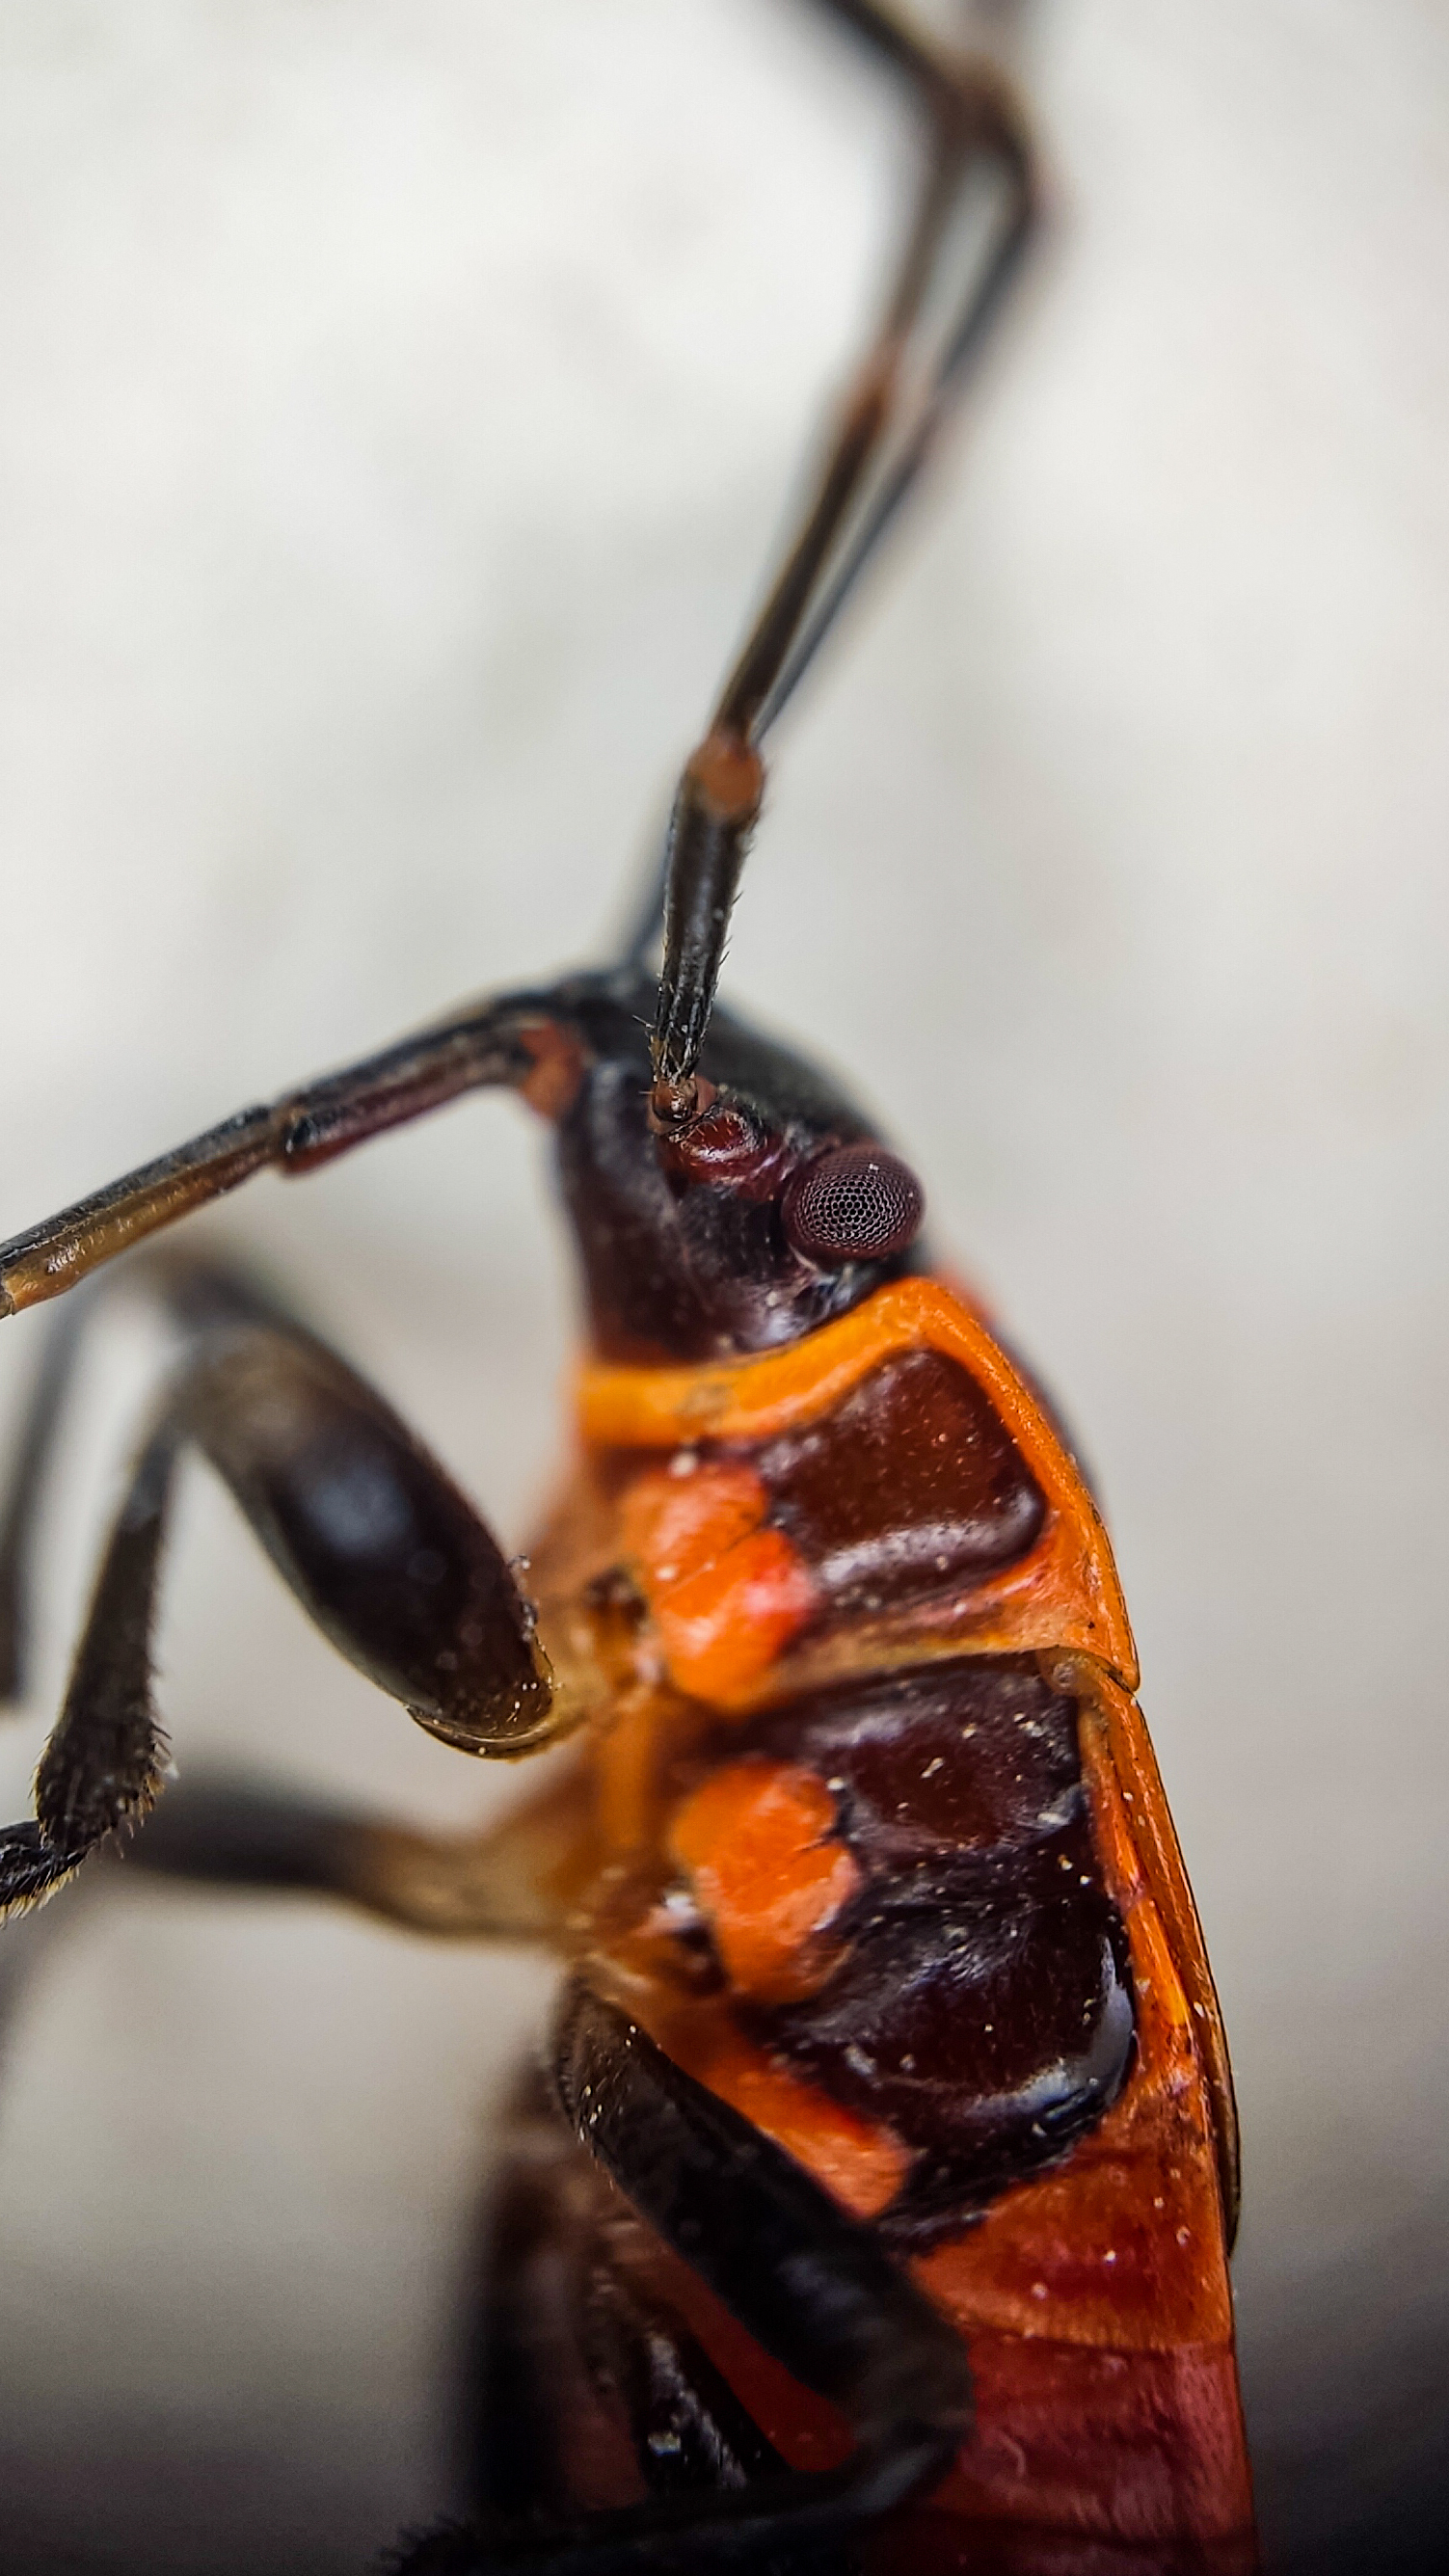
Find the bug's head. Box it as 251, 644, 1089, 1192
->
502, 967, 925, 1362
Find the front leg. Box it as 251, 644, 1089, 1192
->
0, 993, 549, 1317
0, 1264, 564, 1913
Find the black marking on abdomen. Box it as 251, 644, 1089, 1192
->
751, 1348, 1047, 1611
736, 1657, 1136, 2246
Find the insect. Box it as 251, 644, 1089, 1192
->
0, 3, 1256, 2569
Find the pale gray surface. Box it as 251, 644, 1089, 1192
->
0, 2, 1445, 2568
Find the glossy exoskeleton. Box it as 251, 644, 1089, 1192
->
0, 6, 1255, 2570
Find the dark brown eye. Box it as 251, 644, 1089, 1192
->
783, 1145, 925, 1265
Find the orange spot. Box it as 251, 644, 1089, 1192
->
719, 2047, 909, 2220
669, 1759, 859, 2001
657, 2003, 911, 2221
656, 1528, 814, 1702
622, 1460, 765, 1589
515, 1019, 585, 1120
622, 1462, 814, 1705
686, 728, 764, 823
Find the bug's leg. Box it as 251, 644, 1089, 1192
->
394, 1985, 969, 2574
471, 2085, 581, 2524
0, 1276, 562, 1915
0, 991, 557, 1318
0, 1874, 91, 2080
459, 2072, 796, 2543
463, 2074, 627, 2534
0, 1267, 285, 1708
125, 1765, 585, 1943
0, 1297, 92, 1703
577, 2247, 793, 2515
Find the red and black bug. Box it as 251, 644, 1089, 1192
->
0, 6, 1254, 2570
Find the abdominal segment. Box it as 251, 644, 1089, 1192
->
666, 1656, 1137, 2244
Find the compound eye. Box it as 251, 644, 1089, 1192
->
783, 1145, 925, 1265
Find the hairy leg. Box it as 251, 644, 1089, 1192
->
0, 1257, 564, 1914
127, 1764, 585, 1942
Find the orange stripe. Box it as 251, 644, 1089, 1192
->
638, 1994, 911, 2221
579, 1276, 1016, 1446
1078, 1672, 1241, 2239
578, 1277, 1138, 1691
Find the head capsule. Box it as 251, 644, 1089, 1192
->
501, 968, 925, 1362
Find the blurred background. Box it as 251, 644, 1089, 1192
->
0, 1, 1445, 2567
